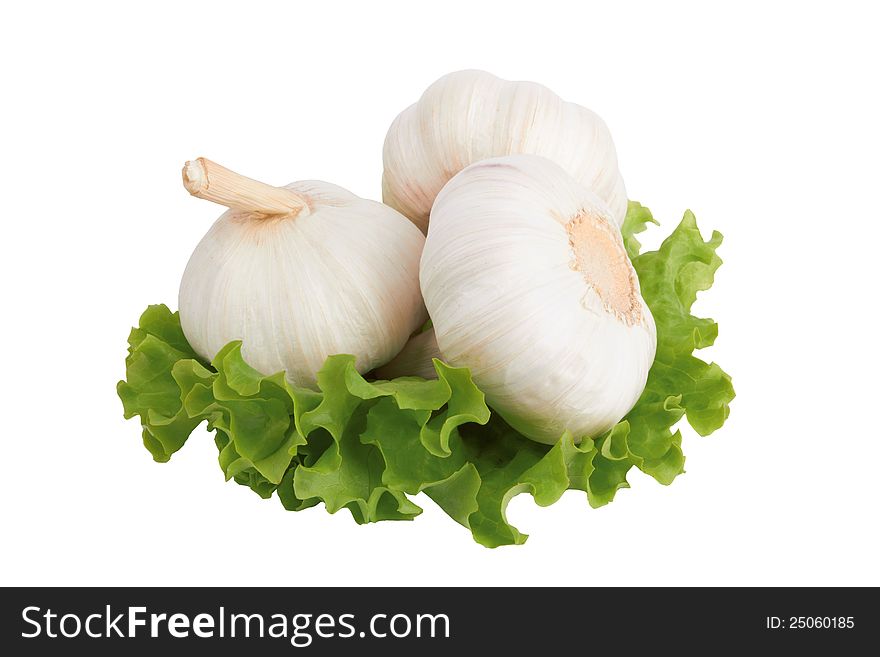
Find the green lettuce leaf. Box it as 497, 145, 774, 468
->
117, 310, 304, 496
289, 356, 490, 525
118, 201, 734, 547
116, 305, 208, 462
632, 208, 735, 437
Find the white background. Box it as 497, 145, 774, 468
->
1, 0, 878, 587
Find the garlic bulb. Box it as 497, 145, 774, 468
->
420, 155, 656, 444
178, 158, 427, 388
383, 69, 628, 233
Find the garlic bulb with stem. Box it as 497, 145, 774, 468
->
178, 157, 427, 388
420, 154, 656, 444
383, 69, 628, 233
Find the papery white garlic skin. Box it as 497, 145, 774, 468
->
420, 155, 656, 444
179, 160, 427, 388
383, 69, 628, 233
374, 328, 442, 380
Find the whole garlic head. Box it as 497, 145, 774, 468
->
179, 158, 427, 388
383, 69, 628, 233
420, 155, 656, 444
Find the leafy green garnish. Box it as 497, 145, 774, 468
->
118, 202, 734, 547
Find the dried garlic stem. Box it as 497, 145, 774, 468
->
182, 157, 309, 217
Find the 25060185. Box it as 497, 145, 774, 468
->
766, 616, 855, 629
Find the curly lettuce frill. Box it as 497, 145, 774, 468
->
117, 202, 734, 547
